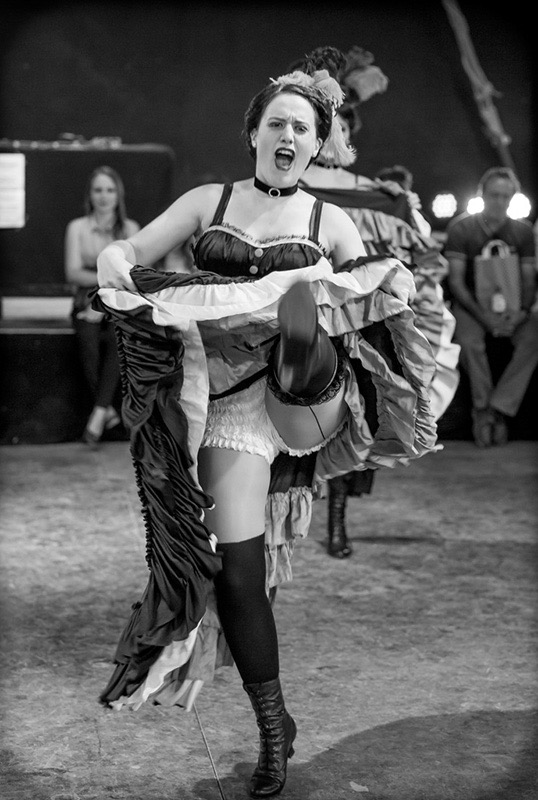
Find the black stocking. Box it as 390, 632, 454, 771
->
214, 533, 279, 685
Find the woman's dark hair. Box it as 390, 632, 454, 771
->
242, 81, 333, 160
84, 165, 129, 239
375, 164, 414, 191
337, 102, 355, 132
287, 46, 347, 79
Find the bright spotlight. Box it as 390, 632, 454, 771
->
431, 192, 458, 219
466, 196, 484, 214
508, 192, 531, 219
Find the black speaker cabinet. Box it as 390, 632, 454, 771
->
0, 322, 92, 444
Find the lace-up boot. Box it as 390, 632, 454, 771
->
243, 677, 297, 798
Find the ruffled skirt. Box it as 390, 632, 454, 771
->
95, 256, 439, 710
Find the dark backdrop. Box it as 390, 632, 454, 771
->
0, 143, 175, 292
1, 1, 535, 232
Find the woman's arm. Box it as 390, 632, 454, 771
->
322, 203, 367, 267
125, 184, 220, 266
124, 219, 141, 237
322, 202, 417, 305
97, 184, 221, 288
64, 219, 96, 287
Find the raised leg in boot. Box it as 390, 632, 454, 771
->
274, 280, 337, 398
327, 476, 352, 558
266, 281, 348, 452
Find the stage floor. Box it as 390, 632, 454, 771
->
1, 440, 537, 800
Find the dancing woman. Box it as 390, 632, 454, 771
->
297, 46, 460, 558
95, 49, 438, 798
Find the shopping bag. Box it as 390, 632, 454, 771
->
473, 239, 521, 313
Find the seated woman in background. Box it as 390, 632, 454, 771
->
64, 165, 139, 446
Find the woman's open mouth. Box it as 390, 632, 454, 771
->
274, 148, 295, 170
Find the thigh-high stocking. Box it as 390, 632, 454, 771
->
214, 533, 279, 685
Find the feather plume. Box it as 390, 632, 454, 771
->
343, 65, 389, 103
311, 69, 345, 109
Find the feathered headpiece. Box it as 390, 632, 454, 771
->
273, 45, 388, 166
270, 66, 356, 167
340, 46, 389, 135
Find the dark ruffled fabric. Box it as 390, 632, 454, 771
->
94, 256, 439, 707
93, 306, 224, 705
303, 183, 459, 494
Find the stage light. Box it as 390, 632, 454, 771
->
431, 192, 457, 219
466, 196, 484, 214
507, 192, 531, 219
465, 192, 532, 219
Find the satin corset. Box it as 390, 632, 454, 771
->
193, 183, 327, 278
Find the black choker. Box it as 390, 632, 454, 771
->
254, 177, 299, 197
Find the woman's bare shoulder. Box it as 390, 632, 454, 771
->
320, 201, 355, 226
183, 182, 229, 203
65, 216, 88, 235
66, 215, 87, 228
168, 182, 227, 215
179, 182, 230, 228
319, 201, 365, 254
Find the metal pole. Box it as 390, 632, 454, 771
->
193, 703, 228, 800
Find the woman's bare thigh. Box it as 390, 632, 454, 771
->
197, 447, 271, 542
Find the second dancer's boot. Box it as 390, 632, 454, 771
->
327, 476, 352, 558
243, 677, 297, 798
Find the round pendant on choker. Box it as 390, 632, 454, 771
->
254, 177, 298, 197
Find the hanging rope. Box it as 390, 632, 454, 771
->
442, 0, 516, 170
193, 703, 228, 800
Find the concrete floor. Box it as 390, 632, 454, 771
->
1, 439, 537, 800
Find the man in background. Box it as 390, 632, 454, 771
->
444, 166, 538, 447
